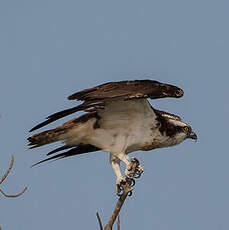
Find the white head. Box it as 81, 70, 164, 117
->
155, 110, 197, 147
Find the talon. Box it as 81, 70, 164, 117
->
134, 167, 144, 178
118, 192, 123, 197
134, 173, 141, 178
130, 178, 135, 187
126, 172, 134, 179
116, 177, 126, 195
137, 164, 144, 172
126, 164, 132, 171
116, 188, 123, 196
130, 157, 139, 165
126, 163, 144, 179
128, 190, 133, 196
125, 168, 133, 179
116, 184, 123, 196
135, 164, 144, 177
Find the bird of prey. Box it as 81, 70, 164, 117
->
28, 80, 197, 194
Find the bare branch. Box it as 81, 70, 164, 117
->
0, 154, 28, 198
104, 158, 141, 230
0, 154, 14, 184
96, 158, 143, 230
96, 212, 103, 230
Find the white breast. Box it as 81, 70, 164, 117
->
82, 99, 158, 153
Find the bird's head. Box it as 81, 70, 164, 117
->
155, 110, 197, 147
166, 119, 197, 145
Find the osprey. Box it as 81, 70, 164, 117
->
28, 80, 197, 193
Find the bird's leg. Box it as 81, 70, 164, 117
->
109, 154, 126, 195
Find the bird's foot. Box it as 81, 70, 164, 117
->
116, 177, 126, 196
125, 157, 144, 179
115, 177, 134, 196
135, 164, 144, 178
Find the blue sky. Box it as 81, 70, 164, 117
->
1, 0, 229, 229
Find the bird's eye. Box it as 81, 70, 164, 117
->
183, 126, 191, 132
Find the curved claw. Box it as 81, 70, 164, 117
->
117, 191, 124, 197
126, 174, 133, 179
130, 157, 139, 165
134, 168, 144, 178
116, 179, 127, 196
116, 185, 124, 196
134, 173, 141, 178
130, 178, 136, 187
128, 190, 133, 196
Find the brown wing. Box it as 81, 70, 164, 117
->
68, 80, 183, 101
30, 80, 183, 132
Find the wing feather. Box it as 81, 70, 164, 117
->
30, 80, 184, 132
68, 80, 183, 101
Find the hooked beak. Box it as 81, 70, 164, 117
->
187, 131, 198, 142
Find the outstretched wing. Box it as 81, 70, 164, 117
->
30, 80, 183, 132
68, 80, 183, 101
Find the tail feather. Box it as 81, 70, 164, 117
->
29, 105, 83, 132
46, 145, 72, 156
28, 127, 67, 148
31, 144, 100, 167
28, 112, 99, 149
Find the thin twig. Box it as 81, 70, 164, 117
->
0, 186, 28, 198
117, 214, 120, 230
0, 154, 14, 184
96, 212, 103, 230
104, 158, 141, 230
0, 154, 28, 198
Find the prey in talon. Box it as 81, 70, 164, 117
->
28, 80, 197, 194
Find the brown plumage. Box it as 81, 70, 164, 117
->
28, 112, 99, 148
29, 80, 183, 132
28, 129, 63, 148
28, 112, 102, 165
68, 80, 183, 101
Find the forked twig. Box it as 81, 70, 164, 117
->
0, 154, 27, 198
